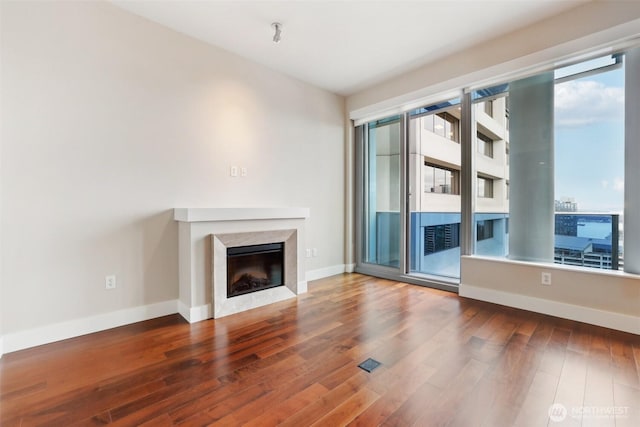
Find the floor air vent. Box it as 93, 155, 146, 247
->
358, 358, 381, 373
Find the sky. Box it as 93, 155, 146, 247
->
554, 61, 625, 213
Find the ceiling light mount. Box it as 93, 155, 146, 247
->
272, 22, 282, 44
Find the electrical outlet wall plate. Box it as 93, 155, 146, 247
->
105, 275, 116, 290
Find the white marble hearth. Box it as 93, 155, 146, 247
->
174, 208, 309, 322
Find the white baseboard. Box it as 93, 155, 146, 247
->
0, 337, 3, 359
177, 301, 211, 323
345, 263, 356, 273
306, 264, 347, 282
177, 300, 191, 322
2, 300, 178, 355
460, 284, 640, 335
297, 280, 308, 294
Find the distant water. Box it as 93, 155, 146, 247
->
577, 221, 612, 240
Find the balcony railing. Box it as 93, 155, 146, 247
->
403, 212, 623, 277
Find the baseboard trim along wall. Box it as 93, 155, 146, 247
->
177, 301, 212, 324
306, 264, 348, 282
1, 265, 354, 356
1, 300, 179, 356
460, 284, 640, 335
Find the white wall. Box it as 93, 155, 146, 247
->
0, 1, 344, 350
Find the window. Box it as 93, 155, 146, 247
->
478, 176, 494, 198
357, 50, 637, 287
484, 100, 494, 117
477, 220, 494, 241
424, 223, 460, 255
469, 53, 627, 271
424, 163, 459, 194
477, 132, 494, 157
424, 112, 459, 142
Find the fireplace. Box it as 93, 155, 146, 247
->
227, 242, 285, 298
175, 207, 309, 320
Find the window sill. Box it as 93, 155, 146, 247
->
462, 254, 640, 280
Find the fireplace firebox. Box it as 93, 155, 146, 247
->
227, 242, 285, 298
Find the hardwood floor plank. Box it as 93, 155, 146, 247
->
415, 358, 490, 426
511, 370, 560, 427
475, 332, 541, 426
347, 363, 435, 427
242, 382, 330, 427
310, 386, 380, 427
611, 338, 640, 389
550, 349, 588, 426
582, 330, 616, 427
613, 381, 640, 427
538, 326, 571, 377
379, 378, 442, 426
632, 343, 640, 387
1, 273, 639, 426
276, 373, 371, 427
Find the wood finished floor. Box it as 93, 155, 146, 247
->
1, 273, 639, 426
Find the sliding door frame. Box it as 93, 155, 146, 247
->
354, 111, 461, 293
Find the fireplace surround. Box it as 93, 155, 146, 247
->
174, 208, 309, 321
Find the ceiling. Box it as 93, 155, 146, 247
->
111, 0, 586, 96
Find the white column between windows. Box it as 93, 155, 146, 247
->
624, 48, 640, 274
508, 72, 555, 263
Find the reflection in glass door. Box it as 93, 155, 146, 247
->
407, 100, 462, 279
363, 117, 402, 268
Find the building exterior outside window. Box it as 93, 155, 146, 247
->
477, 220, 495, 241
484, 100, 494, 117
423, 112, 460, 143
478, 176, 494, 198
424, 223, 460, 255
477, 131, 494, 158
424, 163, 459, 194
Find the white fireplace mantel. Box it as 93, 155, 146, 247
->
174, 207, 310, 223
174, 207, 309, 323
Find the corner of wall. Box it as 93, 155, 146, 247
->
177, 300, 191, 322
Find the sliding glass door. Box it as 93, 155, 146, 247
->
356, 102, 462, 290
361, 116, 403, 269
407, 100, 462, 279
